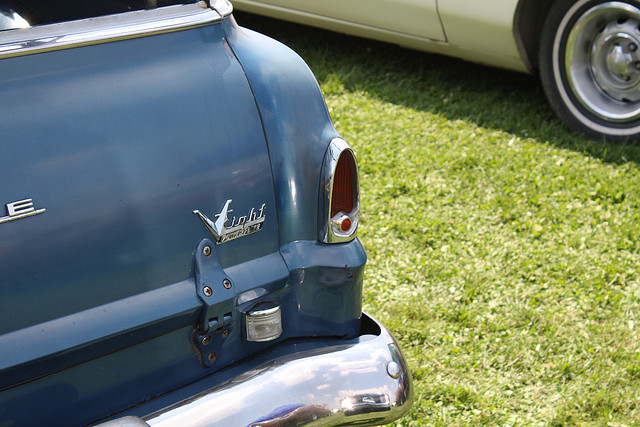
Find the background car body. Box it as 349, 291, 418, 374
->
233, 0, 526, 71
0, 1, 412, 425
233, 0, 640, 141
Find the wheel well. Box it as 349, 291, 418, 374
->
513, 0, 556, 73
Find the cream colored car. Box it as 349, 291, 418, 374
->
233, 0, 640, 141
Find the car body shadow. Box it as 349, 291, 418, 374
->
235, 11, 640, 165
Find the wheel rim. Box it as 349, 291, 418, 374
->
565, 1, 640, 122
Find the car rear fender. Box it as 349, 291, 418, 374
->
223, 16, 342, 245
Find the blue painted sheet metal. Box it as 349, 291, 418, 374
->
0, 238, 366, 425
0, 12, 367, 425
0, 22, 277, 334
223, 16, 343, 245
0, 16, 278, 423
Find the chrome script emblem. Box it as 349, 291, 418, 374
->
194, 199, 266, 244
0, 198, 46, 224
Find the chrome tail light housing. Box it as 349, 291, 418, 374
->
318, 138, 359, 243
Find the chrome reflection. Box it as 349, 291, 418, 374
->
0, 3, 222, 59
144, 313, 412, 426
247, 404, 331, 426
0, 4, 30, 31
341, 393, 391, 416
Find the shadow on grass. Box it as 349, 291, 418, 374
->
234, 12, 640, 165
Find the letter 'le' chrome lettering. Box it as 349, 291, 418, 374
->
194, 199, 266, 244
0, 199, 46, 224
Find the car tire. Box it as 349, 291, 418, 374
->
539, 0, 640, 141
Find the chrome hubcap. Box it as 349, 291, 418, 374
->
591, 22, 640, 102
565, 2, 640, 122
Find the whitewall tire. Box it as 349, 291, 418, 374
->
540, 0, 640, 140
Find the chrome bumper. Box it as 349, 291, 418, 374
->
100, 313, 413, 426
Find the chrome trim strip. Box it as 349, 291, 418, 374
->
0, 198, 46, 224
143, 313, 412, 426
0, 208, 45, 224
0, 3, 223, 59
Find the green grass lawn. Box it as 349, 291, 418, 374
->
237, 13, 640, 426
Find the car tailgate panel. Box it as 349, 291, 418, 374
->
0, 21, 281, 424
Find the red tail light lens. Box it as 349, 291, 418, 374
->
331, 152, 355, 217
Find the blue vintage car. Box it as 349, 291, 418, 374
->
0, 1, 412, 425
